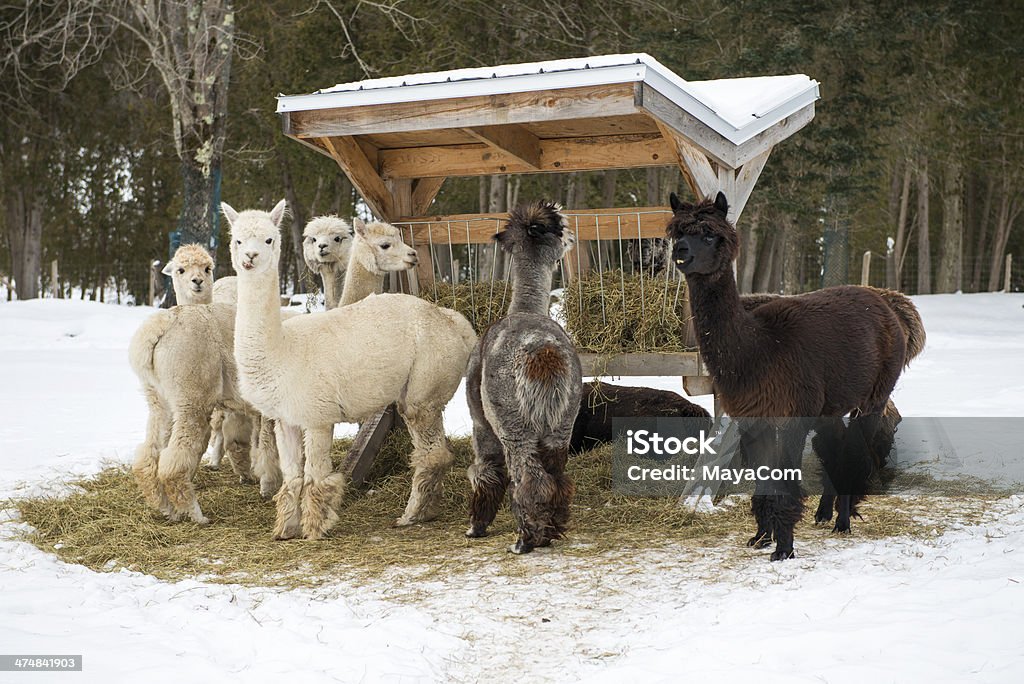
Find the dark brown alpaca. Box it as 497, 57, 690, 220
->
668, 192, 911, 560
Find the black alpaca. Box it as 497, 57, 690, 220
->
668, 192, 914, 560
569, 381, 711, 454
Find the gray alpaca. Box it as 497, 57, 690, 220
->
465, 200, 582, 554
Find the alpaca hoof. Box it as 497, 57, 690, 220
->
192, 514, 210, 525
747, 533, 770, 549
832, 522, 852, 535
273, 525, 301, 541
204, 463, 220, 471
814, 510, 833, 524
770, 548, 796, 561
393, 516, 417, 527
465, 524, 488, 538
509, 539, 534, 555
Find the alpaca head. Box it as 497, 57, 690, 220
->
494, 200, 575, 264
666, 191, 739, 277
222, 199, 287, 277
302, 216, 353, 273
350, 218, 418, 274
162, 243, 214, 305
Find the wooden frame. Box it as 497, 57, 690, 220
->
280, 60, 816, 478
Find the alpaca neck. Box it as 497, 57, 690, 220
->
321, 265, 341, 310
235, 267, 287, 378
508, 259, 553, 316
338, 253, 381, 307
685, 265, 759, 381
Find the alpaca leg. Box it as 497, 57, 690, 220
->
222, 410, 254, 484
300, 425, 346, 540
156, 406, 212, 524
206, 409, 225, 469
506, 448, 558, 554
832, 411, 882, 533
251, 417, 283, 500
132, 387, 173, 517
740, 421, 773, 548
766, 421, 809, 561
272, 421, 304, 540
539, 437, 574, 543
466, 419, 508, 538
396, 408, 454, 526
811, 417, 845, 524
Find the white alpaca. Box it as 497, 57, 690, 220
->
224, 200, 477, 539
303, 216, 353, 310
212, 276, 237, 305
129, 303, 252, 523
162, 244, 214, 305
340, 218, 419, 305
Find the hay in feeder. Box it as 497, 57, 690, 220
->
562, 269, 696, 353
418, 280, 511, 334
7, 429, 995, 589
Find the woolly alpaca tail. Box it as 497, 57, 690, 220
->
871, 288, 925, 365
515, 341, 577, 433
128, 309, 176, 386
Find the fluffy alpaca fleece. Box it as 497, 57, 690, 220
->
162, 244, 215, 305
570, 381, 711, 454
465, 201, 583, 554
212, 276, 237, 305
339, 218, 418, 306
129, 303, 253, 523
668, 191, 914, 561
302, 216, 353, 310
224, 200, 477, 540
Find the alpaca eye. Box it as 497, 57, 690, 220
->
334, 236, 342, 242
205, 266, 211, 273
381, 243, 391, 250
235, 239, 241, 245
308, 237, 315, 243
703, 235, 715, 245
265, 238, 273, 245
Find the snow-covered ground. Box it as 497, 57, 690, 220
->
1, 293, 1022, 682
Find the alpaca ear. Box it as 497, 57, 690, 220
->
493, 230, 511, 251
221, 202, 239, 227
714, 191, 729, 215
352, 217, 367, 237
669, 192, 683, 213
269, 199, 288, 228
161, 261, 175, 276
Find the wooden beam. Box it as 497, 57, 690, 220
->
726, 148, 771, 222
411, 177, 445, 216
287, 83, 638, 139
579, 352, 704, 377
731, 105, 815, 169
321, 136, 394, 220
654, 121, 719, 200
284, 133, 336, 162
462, 124, 541, 169
343, 405, 405, 487
639, 84, 738, 169
379, 133, 672, 179
396, 207, 675, 245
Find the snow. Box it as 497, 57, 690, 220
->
1, 293, 1023, 682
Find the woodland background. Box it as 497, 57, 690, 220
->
1, 0, 1022, 303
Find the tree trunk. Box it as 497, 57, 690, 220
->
971, 174, 996, 293
279, 153, 307, 293
4, 186, 44, 300
987, 184, 1022, 291
917, 157, 932, 295
887, 163, 912, 290
738, 205, 760, 294
937, 156, 963, 293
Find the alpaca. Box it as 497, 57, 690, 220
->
667, 191, 911, 561
465, 201, 583, 554
626, 238, 671, 277
224, 200, 476, 540
212, 276, 237, 305
162, 244, 214, 305
129, 303, 252, 523
570, 381, 711, 454
738, 289, 924, 522
302, 216, 353, 310
339, 218, 418, 306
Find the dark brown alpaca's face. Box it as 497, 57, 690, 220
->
666, 192, 739, 276
494, 200, 573, 265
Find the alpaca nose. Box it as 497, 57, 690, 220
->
245, 251, 258, 262
191, 277, 203, 286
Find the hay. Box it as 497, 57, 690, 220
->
8, 433, 1005, 589
419, 280, 511, 334
563, 270, 695, 353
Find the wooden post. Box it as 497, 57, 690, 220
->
149, 261, 161, 306
861, 251, 872, 286
1005, 254, 1013, 292
49, 260, 59, 299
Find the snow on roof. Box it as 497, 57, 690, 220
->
276, 53, 820, 147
